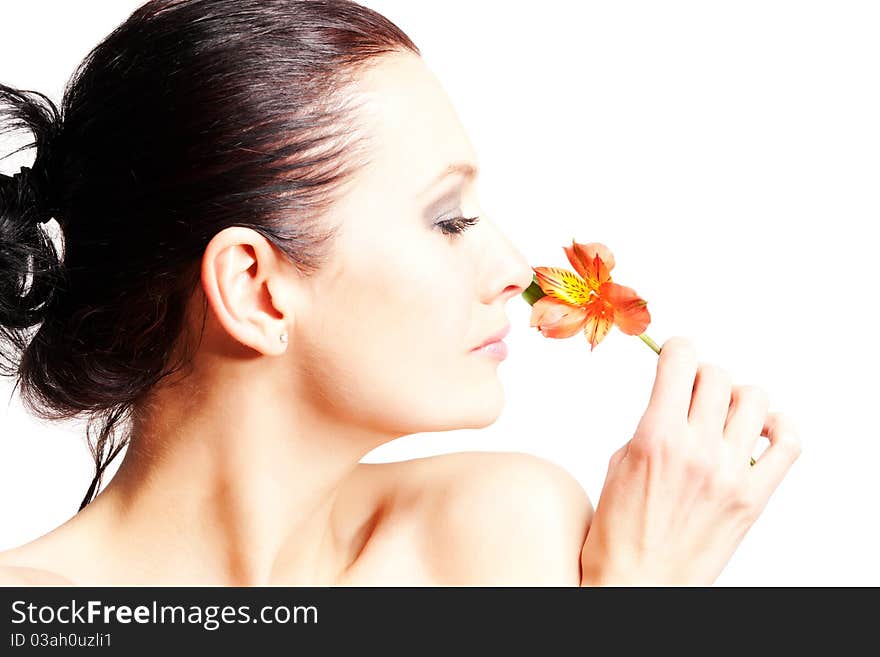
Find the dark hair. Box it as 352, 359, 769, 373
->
0, 0, 419, 512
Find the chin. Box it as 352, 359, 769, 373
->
400, 374, 505, 431
458, 379, 506, 429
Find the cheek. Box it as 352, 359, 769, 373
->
345, 260, 471, 375
298, 236, 501, 432
354, 234, 474, 358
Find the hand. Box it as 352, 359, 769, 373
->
579, 336, 802, 586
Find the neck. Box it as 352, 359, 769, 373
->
78, 358, 393, 585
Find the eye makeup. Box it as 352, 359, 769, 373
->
422, 185, 465, 222
422, 176, 481, 236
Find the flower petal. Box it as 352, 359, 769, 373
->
563, 241, 614, 291
529, 296, 588, 339
533, 266, 592, 306
598, 281, 651, 335
583, 297, 614, 351
563, 241, 591, 281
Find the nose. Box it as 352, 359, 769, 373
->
478, 218, 534, 305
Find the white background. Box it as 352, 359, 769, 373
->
1, 1, 877, 585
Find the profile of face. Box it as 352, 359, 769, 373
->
208, 52, 533, 441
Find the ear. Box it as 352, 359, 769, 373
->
200, 226, 295, 356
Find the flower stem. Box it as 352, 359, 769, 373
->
638, 333, 661, 355
521, 276, 546, 306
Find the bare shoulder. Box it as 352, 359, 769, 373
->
0, 563, 75, 586
368, 451, 594, 585
0, 538, 79, 587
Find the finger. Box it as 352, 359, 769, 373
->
750, 412, 802, 500
723, 385, 769, 462
646, 336, 699, 425
610, 441, 629, 469
687, 363, 732, 436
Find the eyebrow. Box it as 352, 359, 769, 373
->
418, 162, 479, 197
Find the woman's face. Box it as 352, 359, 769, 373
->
293, 52, 533, 437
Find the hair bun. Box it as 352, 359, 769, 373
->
0, 164, 53, 229
0, 163, 64, 344
0, 83, 63, 228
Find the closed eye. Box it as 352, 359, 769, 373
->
436, 215, 480, 236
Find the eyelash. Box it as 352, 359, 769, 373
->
435, 215, 481, 236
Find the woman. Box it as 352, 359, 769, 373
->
0, 0, 800, 586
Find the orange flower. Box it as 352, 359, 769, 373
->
526, 240, 651, 351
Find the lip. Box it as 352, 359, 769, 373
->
471, 323, 511, 351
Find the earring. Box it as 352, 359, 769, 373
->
279, 332, 288, 344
